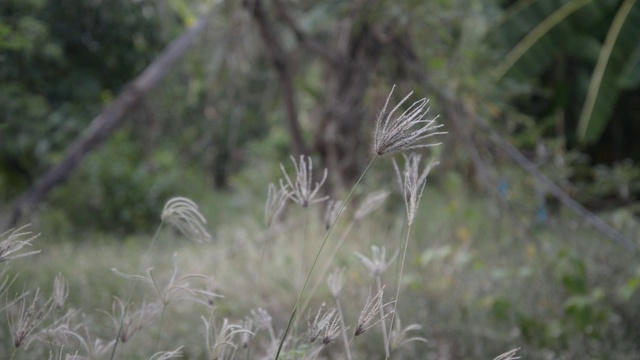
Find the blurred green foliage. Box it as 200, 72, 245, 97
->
0, 0, 166, 194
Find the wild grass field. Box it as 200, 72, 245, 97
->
1, 90, 639, 360
1, 161, 639, 359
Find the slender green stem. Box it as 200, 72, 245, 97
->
154, 305, 167, 351
386, 224, 413, 359
109, 223, 164, 360
333, 296, 352, 360
274, 156, 378, 359
299, 220, 356, 318
376, 276, 390, 358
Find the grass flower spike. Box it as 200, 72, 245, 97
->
374, 85, 446, 156
8, 288, 54, 348
355, 287, 393, 337
279, 155, 329, 208
355, 245, 397, 277
265, 183, 289, 226
161, 197, 211, 242
393, 154, 438, 226
0, 225, 41, 263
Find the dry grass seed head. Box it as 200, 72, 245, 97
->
161, 197, 212, 242
53, 273, 69, 310
27, 309, 83, 350
493, 348, 521, 360
354, 190, 390, 221
203, 317, 252, 360
324, 199, 344, 231
308, 303, 337, 343
355, 287, 394, 336
149, 346, 184, 360
265, 182, 290, 226
327, 268, 345, 298
355, 245, 397, 277
8, 287, 54, 348
0, 224, 41, 263
279, 155, 329, 208
393, 153, 438, 226
388, 315, 428, 352
373, 85, 446, 156
105, 297, 159, 343
112, 260, 220, 308
322, 313, 344, 345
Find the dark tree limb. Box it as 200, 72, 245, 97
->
1, 11, 211, 230
244, 0, 309, 157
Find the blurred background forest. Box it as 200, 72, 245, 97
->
1, 0, 640, 358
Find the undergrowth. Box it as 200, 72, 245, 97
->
1, 87, 639, 360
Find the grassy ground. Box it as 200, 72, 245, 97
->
1, 168, 639, 359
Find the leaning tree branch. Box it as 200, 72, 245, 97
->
393, 38, 636, 252
1, 10, 212, 230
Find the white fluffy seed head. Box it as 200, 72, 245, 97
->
373, 85, 447, 156
161, 197, 211, 242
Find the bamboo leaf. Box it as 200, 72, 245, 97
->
578, 0, 639, 144
492, 0, 593, 81
618, 42, 640, 89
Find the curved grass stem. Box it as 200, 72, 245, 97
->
273, 156, 378, 359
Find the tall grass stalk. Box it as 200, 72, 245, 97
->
109, 222, 164, 360
274, 156, 377, 359
386, 155, 436, 358
110, 197, 210, 359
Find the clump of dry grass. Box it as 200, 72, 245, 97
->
0, 86, 458, 360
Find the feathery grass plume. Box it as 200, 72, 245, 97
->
0, 224, 41, 262
327, 268, 345, 298
393, 153, 438, 226
373, 85, 446, 156
251, 308, 276, 342
265, 183, 289, 227
26, 309, 82, 350
149, 347, 184, 360
388, 316, 427, 352
8, 288, 54, 348
75, 315, 115, 359
279, 155, 329, 208
240, 318, 255, 349
493, 348, 521, 360
355, 245, 397, 278
324, 199, 344, 231
307, 303, 336, 343
0, 267, 18, 311
52, 273, 69, 310
355, 245, 397, 357
321, 312, 343, 345
354, 190, 390, 221
355, 287, 394, 337
161, 197, 211, 242
203, 317, 252, 360
111, 266, 220, 308
105, 297, 159, 343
